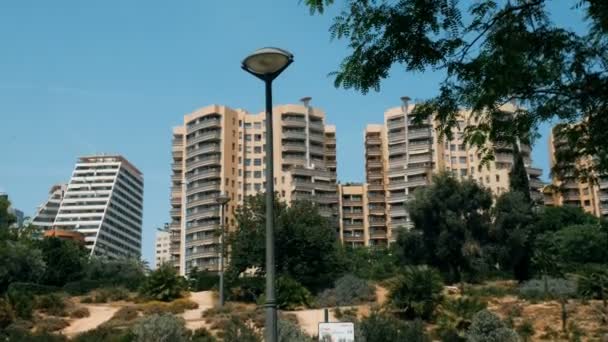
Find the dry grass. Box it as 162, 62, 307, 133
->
69, 307, 91, 319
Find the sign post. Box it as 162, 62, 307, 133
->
318, 322, 355, 342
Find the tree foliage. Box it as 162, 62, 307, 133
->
466, 310, 519, 342
304, 0, 608, 179
404, 173, 493, 282
36, 237, 87, 287
139, 263, 188, 302
227, 194, 343, 292
359, 312, 430, 342
387, 266, 444, 320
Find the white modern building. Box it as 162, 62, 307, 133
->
32, 183, 67, 230
155, 229, 171, 268
53, 155, 144, 258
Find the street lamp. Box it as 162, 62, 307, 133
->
242, 47, 293, 342
215, 193, 231, 308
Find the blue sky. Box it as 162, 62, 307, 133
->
0, 0, 587, 263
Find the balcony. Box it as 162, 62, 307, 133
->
188, 169, 222, 183
408, 129, 432, 140
310, 132, 325, 142
282, 155, 306, 165
171, 197, 181, 206
387, 193, 408, 203
171, 162, 183, 171
368, 206, 385, 215
389, 206, 407, 217
408, 153, 432, 164
409, 142, 432, 151
343, 222, 364, 229
367, 172, 383, 181
170, 208, 181, 217
342, 199, 363, 207
388, 133, 406, 144
186, 156, 222, 172
343, 211, 364, 219
407, 177, 428, 187
187, 181, 221, 195
526, 167, 543, 177
599, 192, 608, 202
495, 153, 514, 164
283, 130, 307, 140
343, 235, 365, 242
187, 131, 222, 146
367, 159, 383, 168
369, 229, 387, 238
387, 181, 407, 190
292, 180, 315, 191
171, 174, 182, 183
405, 165, 430, 176
367, 148, 381, 156
187, 196, 219, 208
309, 120, 324, 132
314, 182, 337, 192
188, 208, 220, 221
186, 143, 222, 158
185, 236, 219, 248
282, 143, 306, 153
317, 195, 338, 204
188, 118, 221, 132
387, 118, 405, 130
282, 117, 306, 128
368, 183, 384, 191
389, 219, 409, 227
366, 137, 381, 145
389, 143, 407, 155
369, 219, 386, 227
310, 145, 324, 156
389, 157, 407, 168
528, 178, 545, 189
368, 195, 385, 203
388, 168, 406, 178
562, 192, 581, 201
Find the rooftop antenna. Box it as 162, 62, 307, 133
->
300, 96, 312, 107
400, 96, 411, 114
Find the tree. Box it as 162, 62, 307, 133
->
227, 194, 344, 292
139, 263, 188, 302
509, 146, 532, 204
85, 257, 147, 291
359, 312, 430, 342
0, 240, 46, 293
341, 246, 398, 280
534, 205, 598, 234
387, 266, 444, 320
404, 173, 493, 282
37, 237, 87, 287
492, 192, 535, 282
303, 0, 608, 179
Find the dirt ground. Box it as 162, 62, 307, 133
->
182, 291, 215, 330
61, 304, 118, 338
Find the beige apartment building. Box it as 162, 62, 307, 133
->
545, 126, 608, 218
345, 98, 545, 246
170, 98, 339, 275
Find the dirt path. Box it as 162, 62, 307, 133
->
62, 305, 118, 337
182, 291, 216, 330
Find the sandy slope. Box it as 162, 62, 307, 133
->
182, 291, 216, 330
62, 305, 118, 337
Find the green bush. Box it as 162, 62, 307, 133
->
273, 276, 312, 310
436, 297, 487, 340
190, 327, 217, 342
227, 276, 265, 303
7, 287, 34, 319
0, 297, 15, 329
70, 307, 91, 319
131, 314, 189, 342
85, 257, 146, 291
0, 329, 68, 342
88, 287, 130, 303
189, 267, 219, 292
138, 264, 188, 302
35, 293, 68, 316
516, 320, 535, 342
518, 278, 577, 300
63, 280, 105, 296
168, 298, 199, 313
315, 274, 376, 307
73, 326, 135, 342
111, 306, 139, 322
221, 316, 261, 342
466, 310, 519, 342
576, 266, 608, 300
387, 266, 444, 320
276, 319, 313, 342
36, 317, 69, 333
359, 312, 430, 342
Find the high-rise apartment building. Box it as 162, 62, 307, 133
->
353, 98, 545, 245
170, 98, 339, 275
32, 183, 67, 230
53, 155, 144, 258
546, 125, 608, 218
155, 229, 171, 268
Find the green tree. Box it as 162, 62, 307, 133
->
0, 240, 46, 293
139, 263, 188, 302
227, 194, 343, 292
534, 205, 598, 234
85, 257, 147, 291
387, 266, 444, 320
37, 237, 87, 287
509, 145, 532, 204
359, 312, 430, 342
493, 191, 535, 282
303, 0, 608, 179
188, 267, 219, 292
404, 173, 493, 282
341, 246, 398, 280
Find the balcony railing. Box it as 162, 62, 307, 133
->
187, 118, 222, 132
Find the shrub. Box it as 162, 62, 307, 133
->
8, 288, 35, 319
276, 319, 313, 342
139, 301, 171, 315
436, 297, 487, 340
138, 264, 188, 302
577, 266, 608, 300
227, 276, 265, 303
359, 312, 430, 342
1, 329, 68, 342
387, 266, 443, 320
221, 316, 261, 342
70, 307, 90, 319
466, 310, 519, 342
518, 278, 577, 300
272, 276, 312, 310
36, 317, 69, 333
88, 287, 130, 303
0, 297, 15, 329
131, 314, 189, 342
516, 320, 535, 342
334, 274, 375, 305
111, 306, 139, 322
189, 267, 219, 292
35, 293, 68, 316
85, 257, 146, 291
63, 280, 105, 296
169, 298, 199, 313
73, 326, 135, 342
191, 327, 217, 342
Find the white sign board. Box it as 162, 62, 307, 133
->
318, 322, 355, 342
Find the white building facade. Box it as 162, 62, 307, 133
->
53, 155, 144, 258
32, 183, 67, 231
154, 230, 171, 268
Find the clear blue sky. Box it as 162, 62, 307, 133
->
0, 0, 587, 263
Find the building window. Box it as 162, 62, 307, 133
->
254, 122, 262, 129
254, 171, 262, 178
254, 183, 261, 191
496, 175, 500, 182
238, 169, 242, 176
450, 144, 456, 151
254, 158, 262, 166
451, 157, 457, 164
486, 176, 490, 183
245, 159, 251, 166
254, 146, 262, 153
245, 171, 252, 178
459, 157, 467, 164
254, 134, 262, 141
239, 144, 242, 152
245, 134, 252, 141
460, 169, 467, 176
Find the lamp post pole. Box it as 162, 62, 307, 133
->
215, 193, 230, 308
242, 47, 293, 342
